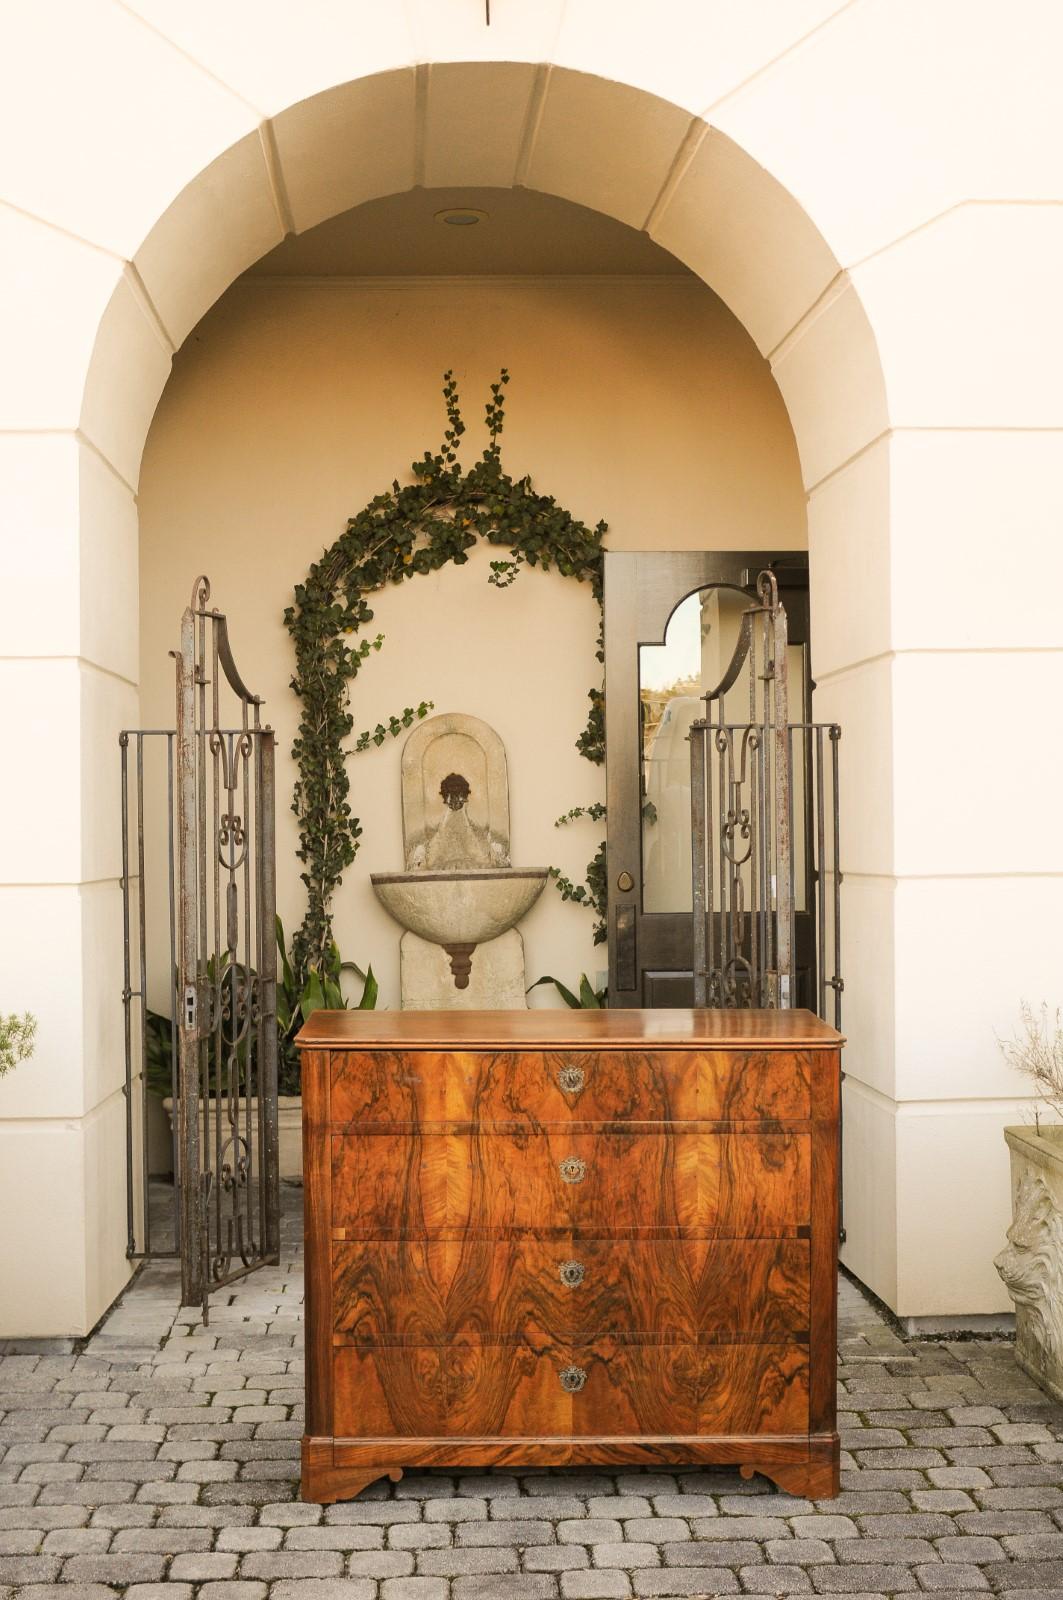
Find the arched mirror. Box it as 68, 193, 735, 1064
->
604, 551, 811, 1007
640, 584, 809, 916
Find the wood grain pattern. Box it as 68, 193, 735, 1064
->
330, 1129, 810, 1239
301, 1438, 403, 1505
329, 1433, 824, 1467
317, 1432, 833, 1502
300, 1016, 841, 1505
699, 1051, 812, 1121
700, 1343, 809, 1434
462, 1051, 699, 1124
329, 1131, 449, 1238
460, 1128, 697, 1239
332, 1340, 808, 1442
330, 1050, 449, 1124
809, 1048, 841, 1436
742, 1434, 840, 1497
297, 1007, 843, 1051
330, 1048, 812, 1127
333, 1346, 448, 1438
301, 1050, 333, 1443
333, 1240, 451, 1346
332, 1238, 810, 1346
447, 1340, 702, 1438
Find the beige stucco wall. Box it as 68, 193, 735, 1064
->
2, 1, 1062, 1334
137, 274, 805, 1012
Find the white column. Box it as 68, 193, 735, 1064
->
0, 0, 269, 1337
795, 205, 1063, 1319
0, 430, 140, 1335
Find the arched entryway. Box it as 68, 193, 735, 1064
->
8, 21, 1020, 1337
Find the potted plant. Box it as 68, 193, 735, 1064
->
157, 922, 377, 1180
995, 1003, 1063, 1402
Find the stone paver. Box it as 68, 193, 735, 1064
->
3, 1186, 1062, 1598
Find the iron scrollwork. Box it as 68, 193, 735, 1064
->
689, 567, 842, 1029
174, 574, 280, 1318
121, 575, 279, 1301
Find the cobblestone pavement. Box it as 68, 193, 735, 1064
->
3, 1185, 1062, 1600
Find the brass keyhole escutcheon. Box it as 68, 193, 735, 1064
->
557, 1065, 585, 1095
559, 1364, 587, 1393
559, 1259, 585, 1288
616, 870, 635, 893
558, 1156, 587, 1185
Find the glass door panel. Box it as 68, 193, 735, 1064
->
640, 587, 807, 914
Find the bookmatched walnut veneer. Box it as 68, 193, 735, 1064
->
297, 1008, 842, 1502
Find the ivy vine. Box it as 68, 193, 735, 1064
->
284, 371, 608, 977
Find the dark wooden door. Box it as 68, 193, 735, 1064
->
604, 551, 810, 1008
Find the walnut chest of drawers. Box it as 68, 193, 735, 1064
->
297, 1008, 842, 1502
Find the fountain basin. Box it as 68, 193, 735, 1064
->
371, 867, 549, 949
376, 712, 549, 1002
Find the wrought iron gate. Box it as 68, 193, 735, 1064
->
689, 570, 842, 1025
121, 576, 279, 1318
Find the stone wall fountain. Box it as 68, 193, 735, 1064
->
371, 713, 548, 1008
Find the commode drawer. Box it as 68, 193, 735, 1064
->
328, 1048, 814, 1126
329, 1339, 810, 1442
330, 1128, 811, 1238
332, 1236, 810, 1346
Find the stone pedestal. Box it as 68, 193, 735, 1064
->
996, 1126, 1063, 1403
400, 929, 528, 1010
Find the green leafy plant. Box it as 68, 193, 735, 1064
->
142, 925, 377, 1100
354, 700, 434, 753
283, 371, 607, 978
576, 686, 605, 765
555, 803, 607, 826
0, 1012, 37, 1078
276, 917, 376, 1095
552, 807, 608, 945
143, 951, 247, 1101
528, 974, 607, 1009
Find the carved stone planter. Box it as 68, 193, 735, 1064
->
996, 1125, 1063, 1402
162, 1096, 303, 1180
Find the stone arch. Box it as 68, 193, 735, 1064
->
77, 62, 886, 493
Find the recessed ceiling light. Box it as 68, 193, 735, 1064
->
435, 207, 488, 227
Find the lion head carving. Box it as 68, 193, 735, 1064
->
995, 1170, 1063, 1367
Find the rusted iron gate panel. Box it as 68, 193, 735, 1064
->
121, 576, 279, 1319
689, 571, 842, 1027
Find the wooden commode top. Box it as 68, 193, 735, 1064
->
297, 1006, 843, 1050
